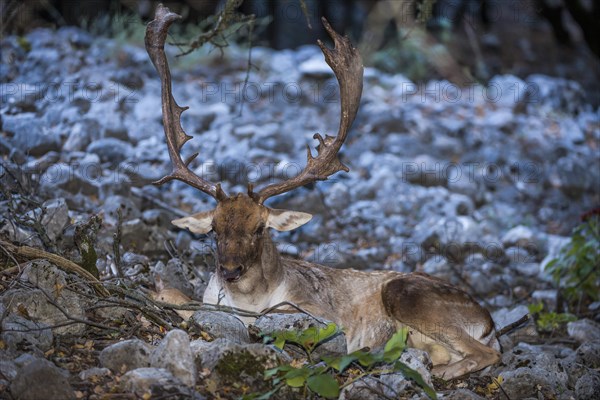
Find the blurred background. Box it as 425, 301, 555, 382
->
2, 0, 599, 104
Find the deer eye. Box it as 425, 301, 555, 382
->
254, 224, 265, 236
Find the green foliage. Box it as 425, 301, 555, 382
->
528, 302, 577, 332
267, 322, 338, 356
546, 216, 600, 304
253, 324, 437, 399
17, 36, 31, 52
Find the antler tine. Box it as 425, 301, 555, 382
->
254, 17, 363, 204
145, 4, 226, 201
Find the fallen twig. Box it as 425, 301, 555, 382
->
0, 240, 109, 297
496, 314, 530, 338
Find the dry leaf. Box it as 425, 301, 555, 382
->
16, 303, 29, 318
54, 283, 65, 297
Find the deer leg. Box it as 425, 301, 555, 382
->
382, 273, 501, 379
429, 329, 500, 379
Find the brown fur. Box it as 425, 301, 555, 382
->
199, 195, 501, 379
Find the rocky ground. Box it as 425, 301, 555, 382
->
0, 25, 599, 399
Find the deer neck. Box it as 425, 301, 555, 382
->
219, 233, 285, 310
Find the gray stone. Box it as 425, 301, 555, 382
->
0, 360, 18, 381
99, 339, 152, 373
1, 261, 90, 336
0, 314, 54, 352
79, 367, 111, 381
525, 74, 585, 114
63, 119, 101, 152
22, 151, 60, 174
101, 195, 140, 226
248, 122, 293, 153
499, 367, 566, 399
485, 109, 514, 130
13, 354, 38, 369
411, 215, 482, 261
254, 313, 347, 358
120, 368, 195, 398
87, 137, 132, 164
422, 256, 452, 281
120, 218, 154, 252
492, 305, 537, 348
298, 55, 333, 78
339, 349, 432, 400
540, 234, 570, 273
154, 258, 195, 299
10, 357, 75, 400
531, 289, 558, 312
443, 193, 475, 217
398, 348, 433, 386
575, 341, 600, 368
443, 389, 485, 399
97, 173, 132, 200
402, 154, 447, 187
190, 339, 212, 356
197, 339, 286, 391
488, 75, 527, 109
119, 160, 166, 187
150, 329, 196, 387
501, 225, 534, 247
4, 113, 61, 157
555, 155, 595, 197
567, 319, 600, 343
324, 182, 351, 210
110, 68, 144, 90
34, 198, 69, 241
40, 162, 100, 196
191, 311, 249, 343
496, 343, 569, 399
575, 370, 600, 400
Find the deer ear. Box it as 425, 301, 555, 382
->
172, 210, 214, 234
267, 209, 312, 231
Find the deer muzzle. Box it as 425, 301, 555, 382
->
220, 264, 244, 282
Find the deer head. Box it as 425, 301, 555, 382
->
145, 5, 363, 286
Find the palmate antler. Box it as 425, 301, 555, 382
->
145, 5, 363, 204
253, 18, 364, 204
145, 4, 226, 201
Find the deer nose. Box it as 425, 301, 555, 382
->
222, 266, 243, 282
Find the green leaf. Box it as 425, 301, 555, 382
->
273, 336, 286, 350
337, 354, 359, 372
264, 365, 293, 379
307, 374, 340, 398
315, 323, 338, 343
297, 323, 338, 352
527, 302, 544, 315
322, 354, 358, 372
299, 326, 319, 350
243, 384, 283, 400
351, 350, 380, 367
383, 328, 408, 363
284, 367, 310, 388
394, 361, 437, 399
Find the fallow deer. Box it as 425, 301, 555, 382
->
145, 4, 500, 379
